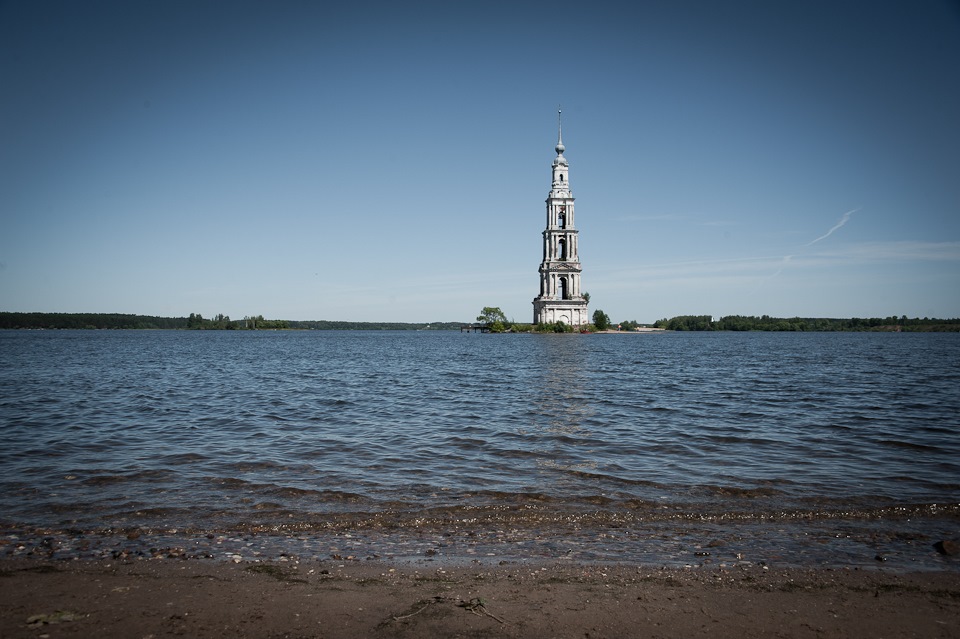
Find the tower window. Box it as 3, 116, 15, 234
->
560, 174, 565, 182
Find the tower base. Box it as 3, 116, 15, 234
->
533, 298, 588, 327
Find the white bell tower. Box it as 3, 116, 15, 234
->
533, 109, 588, 327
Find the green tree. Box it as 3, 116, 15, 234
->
592, 309, 611, 330
660, 315, 714, 331
477, 306, 508, 325
535, 321, 573, 333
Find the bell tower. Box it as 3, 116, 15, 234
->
533, 109, 588, 327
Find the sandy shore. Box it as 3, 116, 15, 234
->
2, 558, 958, 638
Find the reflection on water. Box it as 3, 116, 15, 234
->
528, 335, 601, 486
530, 333, 592, 435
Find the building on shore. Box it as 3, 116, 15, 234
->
533, 110, 588, 327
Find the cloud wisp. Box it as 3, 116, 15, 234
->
758, 207, 861, 287
805, 207, 861, 247
764, 254, 794, 283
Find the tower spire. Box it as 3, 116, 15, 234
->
556, 106, 565, 155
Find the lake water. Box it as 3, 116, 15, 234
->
1, 329, 958, 569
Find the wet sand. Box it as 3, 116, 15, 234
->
2, 558, 958, 638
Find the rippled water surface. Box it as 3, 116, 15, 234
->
2, 330, 958, 567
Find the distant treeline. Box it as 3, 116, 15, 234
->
186, 314, 290, 330
5, 312, 958, 332
0, 312, 280, 330
0, 312, 461, 331
653, 315, 960, 332
1, 312, 190, 330
287, 320, 462, 331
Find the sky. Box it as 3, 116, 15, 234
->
1, 0, 958, 324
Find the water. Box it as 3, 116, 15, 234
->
1, 329, 958, 569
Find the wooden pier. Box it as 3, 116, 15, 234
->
460, 324, 490, 333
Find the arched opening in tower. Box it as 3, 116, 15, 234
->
559, 277, 569, 300
558, 238, 567, 261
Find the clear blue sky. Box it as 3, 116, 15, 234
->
2, 0, 958, 323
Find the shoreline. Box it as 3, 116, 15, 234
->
5, 512, 960, 573
2, 557, 958, 638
